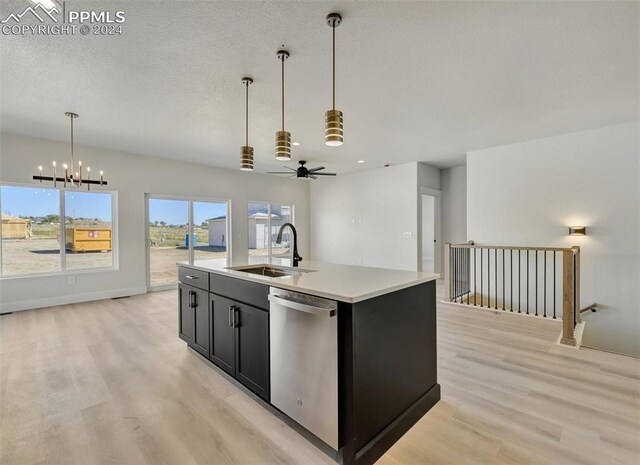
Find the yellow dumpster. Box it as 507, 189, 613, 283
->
64, 227, 112, 253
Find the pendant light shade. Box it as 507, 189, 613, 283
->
275, 50, 291, 161
240, 77, 254, 171
325, 13, 343, 147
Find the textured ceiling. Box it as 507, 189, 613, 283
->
1, 1, 638, 174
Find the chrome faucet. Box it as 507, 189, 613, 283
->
275, 222, 302, 267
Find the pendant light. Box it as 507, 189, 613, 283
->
325, 12, 343, 146
33, 112, 107, 190
240, 77, 254, 171
275, 49, 291, 161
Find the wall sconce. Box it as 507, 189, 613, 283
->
569, 226, 586, 236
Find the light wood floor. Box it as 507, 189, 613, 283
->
1, 287, 638, 465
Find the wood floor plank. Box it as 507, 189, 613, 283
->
1, 282, 638, 464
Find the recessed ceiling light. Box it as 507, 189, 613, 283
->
357, 160, 365, 164
292, 142, 301, 146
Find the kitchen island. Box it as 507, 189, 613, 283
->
177, 260, 439, 465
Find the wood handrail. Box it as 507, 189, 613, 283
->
449, 243, 577, 252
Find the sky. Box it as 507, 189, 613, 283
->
1, 186, 112, 220
1, 186, 262, 226
149, 199, 227, 226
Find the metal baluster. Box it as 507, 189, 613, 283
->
449, 246, 453, 301
553, 251, 557, 319
454, 247, 458, 302
526, 250, 529, 314
494, 248, 498, 309
510, 249, 513, 312
502, 249, 505, 310
544, 251, 547, 317
474, 248, 477, 306
535, 250, 539, 316
518, 249, 521, 313
480, 248, 484, 307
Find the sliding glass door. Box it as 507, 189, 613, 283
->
147, 196, 229, 289
148, 198, 189, 287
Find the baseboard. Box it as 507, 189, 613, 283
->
0, 286, 148, 313
354, 383, 441, 465
555, 321, 585, 349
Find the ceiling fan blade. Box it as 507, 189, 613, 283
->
268, 172, 294, 174
307, 166, 326, 172
284, 166, 297, 171
312, 172, 337, 176
308, 174, 318, 179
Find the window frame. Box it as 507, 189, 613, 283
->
145, 193, 232, 291
247, 201, 295, 263
0, 182, 118, 279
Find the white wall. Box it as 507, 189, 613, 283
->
467, 122, 640, 356
441, 165, 467, 245
0, 133, 310, 312
310, 163, 421, 271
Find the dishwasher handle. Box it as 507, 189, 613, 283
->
268, 294, 336, 317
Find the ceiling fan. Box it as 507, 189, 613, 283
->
268, 160, 337, 179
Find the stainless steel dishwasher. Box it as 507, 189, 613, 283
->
268, 287, 338, 450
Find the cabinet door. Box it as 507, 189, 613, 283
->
235, 303, 270, 401
192, 287, 210, 358
178, 284, 195, 344
210, 293, 236, 376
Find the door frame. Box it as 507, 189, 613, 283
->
145, 194, 232, 291
418, 187, 442, 273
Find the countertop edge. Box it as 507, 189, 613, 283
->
178, 262, 439, 303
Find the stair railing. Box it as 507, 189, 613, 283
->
444, 243, 581, 346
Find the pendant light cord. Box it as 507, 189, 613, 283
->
70, 114, 74, 177
281, 56, 285, 131
332, 25, 336, 110
245, 81, 249, 146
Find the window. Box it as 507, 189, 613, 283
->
248, 202, 293, 264
65, 191, 113, 270
0, 185, 116, 277
147, 197, 229, 288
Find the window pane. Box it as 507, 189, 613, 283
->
271, 205, 292, 258
248, 202, 269, 264
149, 199, 189, 286
193, 201, 228, 266
64, 191, 113, 270
1, 186, 61, 276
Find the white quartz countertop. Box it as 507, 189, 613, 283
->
180, 259, 439, 303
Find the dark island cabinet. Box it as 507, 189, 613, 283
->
178, 283, 195, 344
210, 293, 236, 376
234, 302, 269, 400
209, 293, 270, 401
178, 283, 210, 358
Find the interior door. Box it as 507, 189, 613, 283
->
421, 194, 436, 272
210, 293, 236, 376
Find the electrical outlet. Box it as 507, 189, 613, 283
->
68, 276, 76, 285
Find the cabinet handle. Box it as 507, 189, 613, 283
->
233, 307, 240, 328
185, 275, 198, 280
189, 291, 196, 309
228, 305, 234, 327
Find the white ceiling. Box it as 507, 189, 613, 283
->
1, 1, 638, 174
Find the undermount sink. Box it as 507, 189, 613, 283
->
227, 265, 316, 278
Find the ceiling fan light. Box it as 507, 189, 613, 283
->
325, 109, 343, 146
275, 130, 291, 161
240, 145, 254, 171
